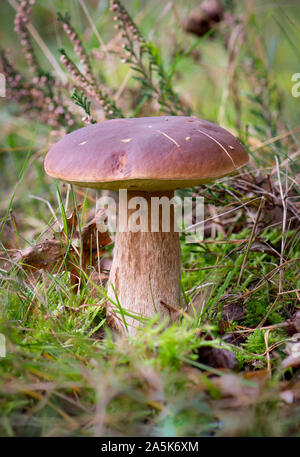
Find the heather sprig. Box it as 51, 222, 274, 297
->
59, 48, 123, 120
246, 53, 281, 145
5, 1, 77, 134
0, 49, 76, 132
110, 0, 189, 116
6, 0, 187, 131
72, 88, 96, 125
32, 70, 75, 129
14, 0, 39, 73
110, 0, 146, 44
57, 12, 96, 85
0, 50, 25, 98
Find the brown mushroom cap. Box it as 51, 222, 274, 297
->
44, 116, 249, 191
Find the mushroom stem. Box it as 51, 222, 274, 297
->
107, 190, 182, 335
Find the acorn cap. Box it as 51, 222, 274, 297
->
44, 116, 249, 191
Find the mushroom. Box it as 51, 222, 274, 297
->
44, 116, 248, 335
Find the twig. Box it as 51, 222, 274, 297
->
185, 197, 261, 232
275, 156, 287, 294
231, 257, 300, 303
78, 0, 109, 57
251, 127, 300, 152
264, 329, 272, 378
237, 196, 265, 286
